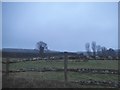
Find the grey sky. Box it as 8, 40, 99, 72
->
2, 2, 118, 52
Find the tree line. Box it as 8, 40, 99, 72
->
85, 41, 118, 59
2, 41, 119, 60
36, 41, 119, 60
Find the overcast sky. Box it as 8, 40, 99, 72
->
2, 2, 118, 52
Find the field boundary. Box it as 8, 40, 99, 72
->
2, 68, 119, 74
2, 54, 119, 88
70, 80, 119, 87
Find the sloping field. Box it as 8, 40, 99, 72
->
2, 59, 118, 71
2, 59, 119, 88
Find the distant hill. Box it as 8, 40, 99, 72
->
2, 48, 84, 58
2, 48, 63, 58
2, 48, 61, 54
2, 48, 82, 54
2, 48, 38, 53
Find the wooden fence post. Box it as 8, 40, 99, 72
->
64, 52, 68, 82
6, 58, 9, 76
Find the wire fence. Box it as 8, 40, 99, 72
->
2, 52, 120, 88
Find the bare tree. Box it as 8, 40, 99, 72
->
36, 41, 48, 58
101, 46, 107, 59
91, 41, 97, 58
85, 42, 91, 57
96, 45, 101, 56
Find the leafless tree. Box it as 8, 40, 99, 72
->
101, 46, 107, 59
91, 41, 97, 58
36, 41, 48, 58
85, 42, 91, 57
96, 45, 101, 56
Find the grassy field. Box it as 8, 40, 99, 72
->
2, 59, 118, 71
8, 71, 118, 82
3, 71, 118, 88
2, 59, 119, 88
3, 76, 115, 88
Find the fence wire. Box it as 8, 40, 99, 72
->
2, 57, 119, 88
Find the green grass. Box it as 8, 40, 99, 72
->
2, 59, 118, 88
68, 60, 118, 69
3, 60, 118, 70
2, 59, 118, 82
8, 71, 118, 82
3, 76, 114, 88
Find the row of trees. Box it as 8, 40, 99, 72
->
36, 41, 118, 59
85, 41, 118, 59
